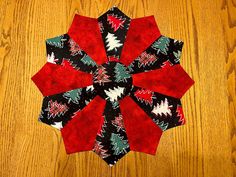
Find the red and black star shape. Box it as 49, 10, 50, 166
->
32, 7, 194, 166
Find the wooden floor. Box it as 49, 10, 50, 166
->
0, 0, 235, 176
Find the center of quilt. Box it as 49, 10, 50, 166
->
92, 61, 132, 102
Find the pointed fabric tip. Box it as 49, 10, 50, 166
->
98, 7, 131, 61
120, 16, 161, 65
120, 96, 162, 155
61, 96, 106, 153
132, 65, 194, 99
31, 62, 93, 96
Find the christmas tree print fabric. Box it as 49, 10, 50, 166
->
32, 7, 194, 166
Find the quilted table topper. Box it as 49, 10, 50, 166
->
32, 7, 194, 166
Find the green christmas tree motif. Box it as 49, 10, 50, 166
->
127, 62, 134, 73
81, 54, 97, 67
38, 110, 44, 122
114, 63, 131, 82
63, 88, 82, 104
46, 35, 65, 48
154, 119, 169, 131
111, 100, 119, 109
173, 50, 181, 63
151, 36, 170, 55
110, 133, 129, 155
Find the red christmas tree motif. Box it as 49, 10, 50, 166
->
138, 52, 157, 67
107, 14, 126, 32
176, 105, 185, 125
61, 59, 75, 69
47, 100, 68, 118
93, 140, 110, 159
111, 114, 125, 131
108, 55, 119, 62
97, 116, 107, 137
68, 38, 82, 56
93, 66, 111, 85
161, 60, 173, 69
134, 89, 154, 106
98, 22, 104, 33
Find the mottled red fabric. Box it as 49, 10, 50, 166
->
61, 96, 106, 153
120, 96, 162, 155
31, 62, 93, 96
68, 14, 107, 65
120, 16, 161, 66
132, 64, 194, 98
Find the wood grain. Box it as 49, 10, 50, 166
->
0, 0, 234, 176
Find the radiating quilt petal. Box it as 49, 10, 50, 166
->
120, 15, 161, 65
129, 86, 185, 130
127, 35, 184, 74
68, 15, 107, 65
39, 85, 97, 129
31, 63, 93, 96
94, 100, 130, 166
98, 7, 131, 61
61, 96, 106, 153
46, 34, 98, 73
132, 64, 194, 98
120, 96, 162, 154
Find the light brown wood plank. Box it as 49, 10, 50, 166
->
0, 0, 233, 176
221, 0, 236, 176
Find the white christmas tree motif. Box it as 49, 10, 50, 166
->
104, 86, 125, 102
86, 85, 94, 92
51, 121, 63, 130
105, 32, 122, 51
152, 98, 173, 117
47, 52, 58, 64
